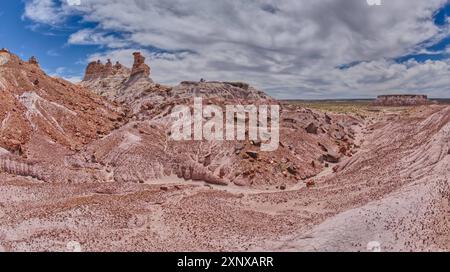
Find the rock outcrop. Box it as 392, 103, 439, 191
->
373, 95, 429, 106
130, 52, 150, 78
28, 56, 39, 66
83, 59, 130, 81
83, 52, 151, 82
81, 52, 154, 103
0, 157, 45, 181
0, 52, 9, 66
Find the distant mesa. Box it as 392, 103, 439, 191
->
180, 80, 250, 90
372, 94, 429, 106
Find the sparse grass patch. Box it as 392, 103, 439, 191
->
283, 100, 372, 116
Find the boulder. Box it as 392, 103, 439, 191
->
325, 114, 332, 124
251, 139, 262, 147
318, 142, 328, 152
234, 178, 249, 187
287, 165, 298, 175
306, 180, 315, 188
28, 56, 39, 66
305, 123, 318, 134
321, 151, 340, 163
246, 151, 259, 159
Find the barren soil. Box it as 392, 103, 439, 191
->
0, 104, 448, 252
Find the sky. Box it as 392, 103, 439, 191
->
1, 0, 450, 99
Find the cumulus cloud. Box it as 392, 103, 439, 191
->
49, 66, 82, 83
68, 29, 130, 48
23, 0, 450, 98
23, 0, 76, 25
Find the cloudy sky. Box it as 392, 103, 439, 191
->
1, 0, 450, 98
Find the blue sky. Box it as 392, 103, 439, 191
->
2, 0, 450, 99
0, 1, 98, 80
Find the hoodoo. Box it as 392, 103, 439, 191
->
130, 52, 151, 78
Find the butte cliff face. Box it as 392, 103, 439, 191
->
81, 52, 154, 104
83, 52, 151, 82
83, 59, 129, 81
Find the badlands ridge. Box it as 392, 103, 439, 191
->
0, 50, 448, 252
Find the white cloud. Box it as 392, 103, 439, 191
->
68, 29, 129, 48
23, 0, 63, 24
46, 49, 60, 57
48, 66, 83, 83
23, 0, 79, 25
63, 75, 82, 83
67, 0, 81, 6
23, 0, 450, 98
55, 67, 66, 74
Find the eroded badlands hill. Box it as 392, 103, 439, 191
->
0, 49, 124, 183
0, 50, 122, 153
0, 50, 358, 188
79, 53, 360, 187
0, 50, 447, 252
